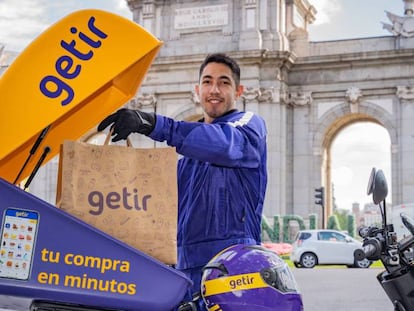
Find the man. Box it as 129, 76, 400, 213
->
98, 53, 267, 309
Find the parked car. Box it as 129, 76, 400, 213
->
290, 229, 372, 268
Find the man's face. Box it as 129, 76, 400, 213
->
195, 62, 244, 123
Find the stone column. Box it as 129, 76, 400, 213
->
239, 0, 263, 50
126, 0, 159, 37
241, 87, 287, 217
265, 87, 288, 218
396, 85, 414, 204
289, 91, 313, 218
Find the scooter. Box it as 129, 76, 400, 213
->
354, 168, 414, 311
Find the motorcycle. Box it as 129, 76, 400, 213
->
354, 167, 414, 311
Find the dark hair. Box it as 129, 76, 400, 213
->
199, 53, 241, 87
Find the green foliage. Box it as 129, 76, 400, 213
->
309, 214, 317, 229
261, 213, 357, 243
347, 214, 356, 237
261, 215, 280, 242
327, 214, 341, 230
334, 209, 349, 230
282, 215, 305, 243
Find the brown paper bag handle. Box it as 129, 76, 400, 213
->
82, 129, 133, 147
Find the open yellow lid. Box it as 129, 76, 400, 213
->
0, 9, 162, 184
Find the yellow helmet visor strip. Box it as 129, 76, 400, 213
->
207, 304, 222, 311
203, 272, 268, 297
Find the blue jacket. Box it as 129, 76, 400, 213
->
149, 110, 267, 269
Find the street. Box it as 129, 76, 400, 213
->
0, 267, 397, 311
292, 267, 394, 311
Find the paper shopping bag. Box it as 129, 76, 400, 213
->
56, 138, 178, 264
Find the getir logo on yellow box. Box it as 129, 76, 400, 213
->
39, 16, 109, 106
0, 9, 162, 184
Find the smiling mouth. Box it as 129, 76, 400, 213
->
208, 97, 222, 104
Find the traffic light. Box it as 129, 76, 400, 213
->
315, 187, 325, 207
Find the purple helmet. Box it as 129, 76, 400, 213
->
201, 244, 303, 311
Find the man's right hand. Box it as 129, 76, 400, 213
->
97, 108, 156, 142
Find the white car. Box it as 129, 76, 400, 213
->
290, 229, 372, 268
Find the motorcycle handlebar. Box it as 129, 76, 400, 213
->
358, 226, 380, 239
354, 243, 378, 261
354, 237, 383, 261
358, 227, 370, 239
355, 213, 414, 262
362, 243, 378, 258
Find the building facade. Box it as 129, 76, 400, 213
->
24, 0, 414, 227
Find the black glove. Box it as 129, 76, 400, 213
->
97, 108, 156, 141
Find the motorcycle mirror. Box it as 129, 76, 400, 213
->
372, 169, 388, 205
367, 167, 376, 195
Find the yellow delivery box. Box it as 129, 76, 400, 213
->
0, 9, 162, 184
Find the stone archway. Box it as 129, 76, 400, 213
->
313, 100, 396, 222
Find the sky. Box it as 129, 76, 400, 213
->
308, 0, 404, 41
331, 123, 391, 212
0, 0, 404, 211
0, 0, 405, 52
